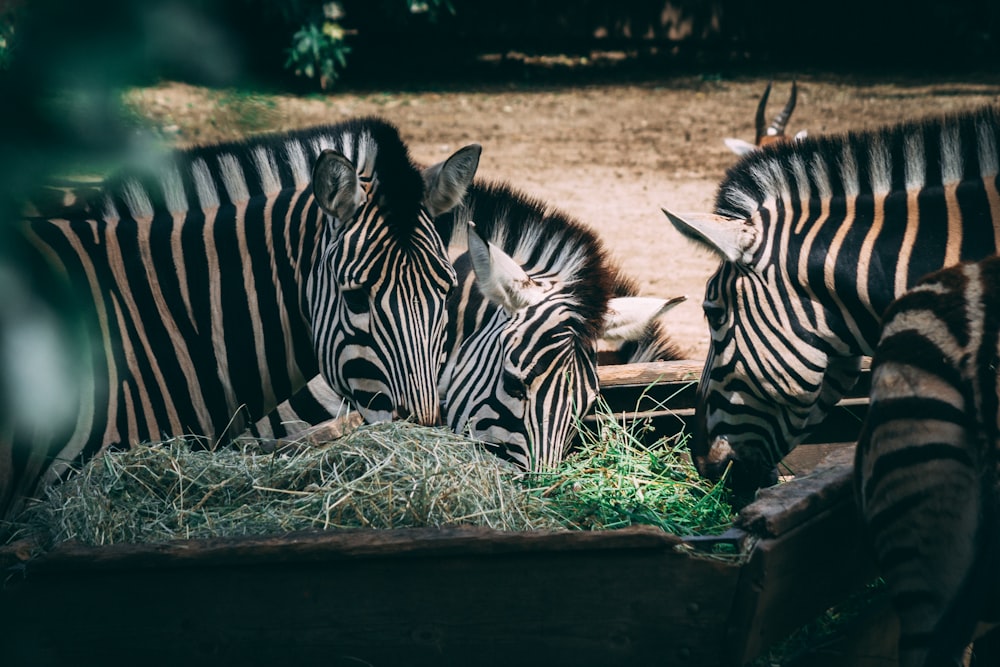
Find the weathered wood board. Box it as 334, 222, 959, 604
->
1, 527, 744, 666
590, 359, 871, 450
0, 360, 875, 667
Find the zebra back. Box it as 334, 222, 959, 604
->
856, 255, 1000, 667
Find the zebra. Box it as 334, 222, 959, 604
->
250, 180, 685, 471
723, 81, 808, 157
1, 118, 480, 523
438, 190, 685, 470
665, 105, 1000, 495
856, 256, 1000, 667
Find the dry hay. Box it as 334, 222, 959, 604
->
11, 422, 557, 546
9, 405, 733, 548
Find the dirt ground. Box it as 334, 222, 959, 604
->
128, 73, 1000, 359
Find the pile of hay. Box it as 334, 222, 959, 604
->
15, 422, 561, 546
11, 406, 733, 548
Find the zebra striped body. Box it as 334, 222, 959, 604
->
252, 181, 683, 471
437, 182, 683, 470
1, 118, 479, 522
666, 106, 1000, 495
857, 256, 1000, 667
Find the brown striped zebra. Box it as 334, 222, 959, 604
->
666, 105, 1000, 495
856, 255, 1000, 667
1, 118, 480, 525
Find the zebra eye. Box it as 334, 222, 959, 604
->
502, 370, 527, 400
703, 302, 727, 329
342, 288, 370, 313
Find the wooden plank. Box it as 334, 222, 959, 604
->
582, 402, 869, 450
0, 525, 743, 667
0, 358, 881, 667
583, 358, 871, 462
779, 441, 855, 477
597, 360, 703, 387
597, 380, 699, 413
593, 359, 872, 450
597, 358, 871, 395
737, 447, 856, 539
719, 448, 877, 666
1, 524, 682, 571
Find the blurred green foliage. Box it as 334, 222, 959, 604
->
286, 19, 351, 90
0, 1, 995, 91
0, 1, 459, 91
279, 1, 455, 89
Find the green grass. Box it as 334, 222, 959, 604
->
523, 396, 734, 536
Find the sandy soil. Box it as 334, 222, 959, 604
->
128, 73, 1000, 358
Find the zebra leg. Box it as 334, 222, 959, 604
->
857, 360, 984, 667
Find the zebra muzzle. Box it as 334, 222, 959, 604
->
694, 436, 736, 481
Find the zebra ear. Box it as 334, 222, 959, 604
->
662, 208, 758, 265
423, 144, 482, 217
467, 221, 546, 314
723, 138, 758, 156
602, 296, 686, 341
312, 149, 363, 223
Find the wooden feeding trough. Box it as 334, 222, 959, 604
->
0, 361, 875, 667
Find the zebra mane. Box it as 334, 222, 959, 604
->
437, 180, 618, 343
96, 117, 426, 239
715, 105, 1000, 219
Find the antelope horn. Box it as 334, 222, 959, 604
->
754, 81, 773, 145
769, 80, 797, 136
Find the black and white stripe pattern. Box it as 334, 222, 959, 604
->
1, 118, 480, 522
667, 105, 1000, 494
251, 180, 683, 471
856, 256, 1000, 667
437, 182, 682, 471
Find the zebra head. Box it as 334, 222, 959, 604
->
442, 222, 683, 470
724, 81, 808, 157
664, 208, 863, 495
308, 134, 481, 427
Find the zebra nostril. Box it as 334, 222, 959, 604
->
394, 406, 412, 422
